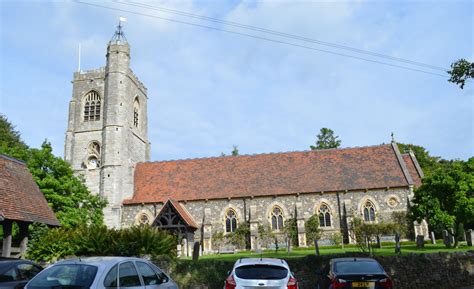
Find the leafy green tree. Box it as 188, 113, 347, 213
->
305, 214, 321, 245
28, 142, 107, 228
0, 114, 106, 228
310, 128, 341, 150
397, 143, 443, 175
447, 59, 473, 89
411, 158, 474, 248
231, 145, 239, 156
0, 114, 30, 161
283, 215, 298, 247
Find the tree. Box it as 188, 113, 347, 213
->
305, 214, 321, 245
220, 145, 239, 157
0, 115, 107, 228
447, 59, 473, 89
231, 145, 239, 156
0, 114, 30, 161
283, 215, 298, 247
28, 142, 107, 228
397, 143, 443, 175
310, 128, 341, 150
411, 158, 474, 248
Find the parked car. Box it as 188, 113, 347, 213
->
0, 258, 43, 289
315, 257, 393, 289
224, 258, 298, 289
24, 257, 178, 289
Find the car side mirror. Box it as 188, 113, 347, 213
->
227, 270, 231, 276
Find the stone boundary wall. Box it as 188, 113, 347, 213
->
166, 251, 474, 289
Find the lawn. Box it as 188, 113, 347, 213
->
190, 242, 473, 261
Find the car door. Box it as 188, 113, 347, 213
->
135, 262, 164, 289
149, 264, 177, 289
0, 262, 42, 289
104, 261, 144, 289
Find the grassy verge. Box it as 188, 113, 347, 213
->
185, 242, 473, 261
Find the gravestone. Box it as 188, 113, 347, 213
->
466, 229, 473, 247
192, 241, 200, 261
375, 236, 381, 248
314, 239, 320, 256
430, 232, 436, 244
394, 233, 401, 254
442, 230, 453, 247
416, 235, 424, 248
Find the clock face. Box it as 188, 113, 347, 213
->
88, 157, 99, 169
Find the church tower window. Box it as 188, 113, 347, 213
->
225, 209, 237, 233
363, 201, 376, 222
271, 206, 284, 231
133, 98, 140, 128
318, 203, 332, 227
86, 141, 101, 169
83, 91, 101, 121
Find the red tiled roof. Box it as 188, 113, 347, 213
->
125, 143, 420, 204
402, 153, 423, 187
0, 155, 60, 226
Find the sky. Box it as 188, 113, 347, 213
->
0, 0, 473, 162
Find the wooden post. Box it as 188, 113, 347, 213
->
19, 222, 29, 258
2, 220, 12, 257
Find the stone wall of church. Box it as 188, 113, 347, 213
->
122, 187, 411, 252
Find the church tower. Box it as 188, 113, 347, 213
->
64, 21, 150, 227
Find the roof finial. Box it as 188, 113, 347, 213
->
111, 16, 127, 42
391, 132, 395, 143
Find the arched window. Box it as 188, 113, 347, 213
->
83, 91, 101, 121
225, 209, 237, 233
133, 98, 140, 128
318, 203, 332, 227
271, 206, 284, 231
363, 201, 376, 222
86, 141, 101, 169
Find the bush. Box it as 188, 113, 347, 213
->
27, 225, 177, 262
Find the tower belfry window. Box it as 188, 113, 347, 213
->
133, 98, 140, 128
83, 91, 101, 121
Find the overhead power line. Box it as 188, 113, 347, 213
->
75, 0, 448, 78
119, 0, 447, 72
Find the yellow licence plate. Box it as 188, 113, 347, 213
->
352, 281, 375, 287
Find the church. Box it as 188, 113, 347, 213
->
64, 25, 424, 254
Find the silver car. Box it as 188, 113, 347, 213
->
24, 257, 178, 289
225, 258, 298, 289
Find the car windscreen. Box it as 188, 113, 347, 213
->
334, 261, 384, 274
235, 265, 288, 280
27, 264, 98, 289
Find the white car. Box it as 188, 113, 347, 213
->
24, 257, 178, 289
225, 258, 298, 289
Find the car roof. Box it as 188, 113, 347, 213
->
54, 256, 146, 267
234, 258, 289, 269
330, 257, 378, 263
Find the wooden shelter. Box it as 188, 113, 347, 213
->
0, 154, 60, 257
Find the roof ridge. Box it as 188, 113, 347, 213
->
0, 154, 27, 166
138, 143, 391, 165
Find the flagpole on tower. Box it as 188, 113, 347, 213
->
77, 43, 82, 72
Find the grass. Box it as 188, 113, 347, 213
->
187, 242, 473, 261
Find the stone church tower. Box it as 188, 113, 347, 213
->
64, 23, 150, 227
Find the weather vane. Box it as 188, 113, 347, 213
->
391, 132, 395, 143
111, 16, 127, 42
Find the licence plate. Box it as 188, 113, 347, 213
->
352, 281, 375, 287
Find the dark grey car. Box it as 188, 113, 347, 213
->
0, 259, 43, 289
